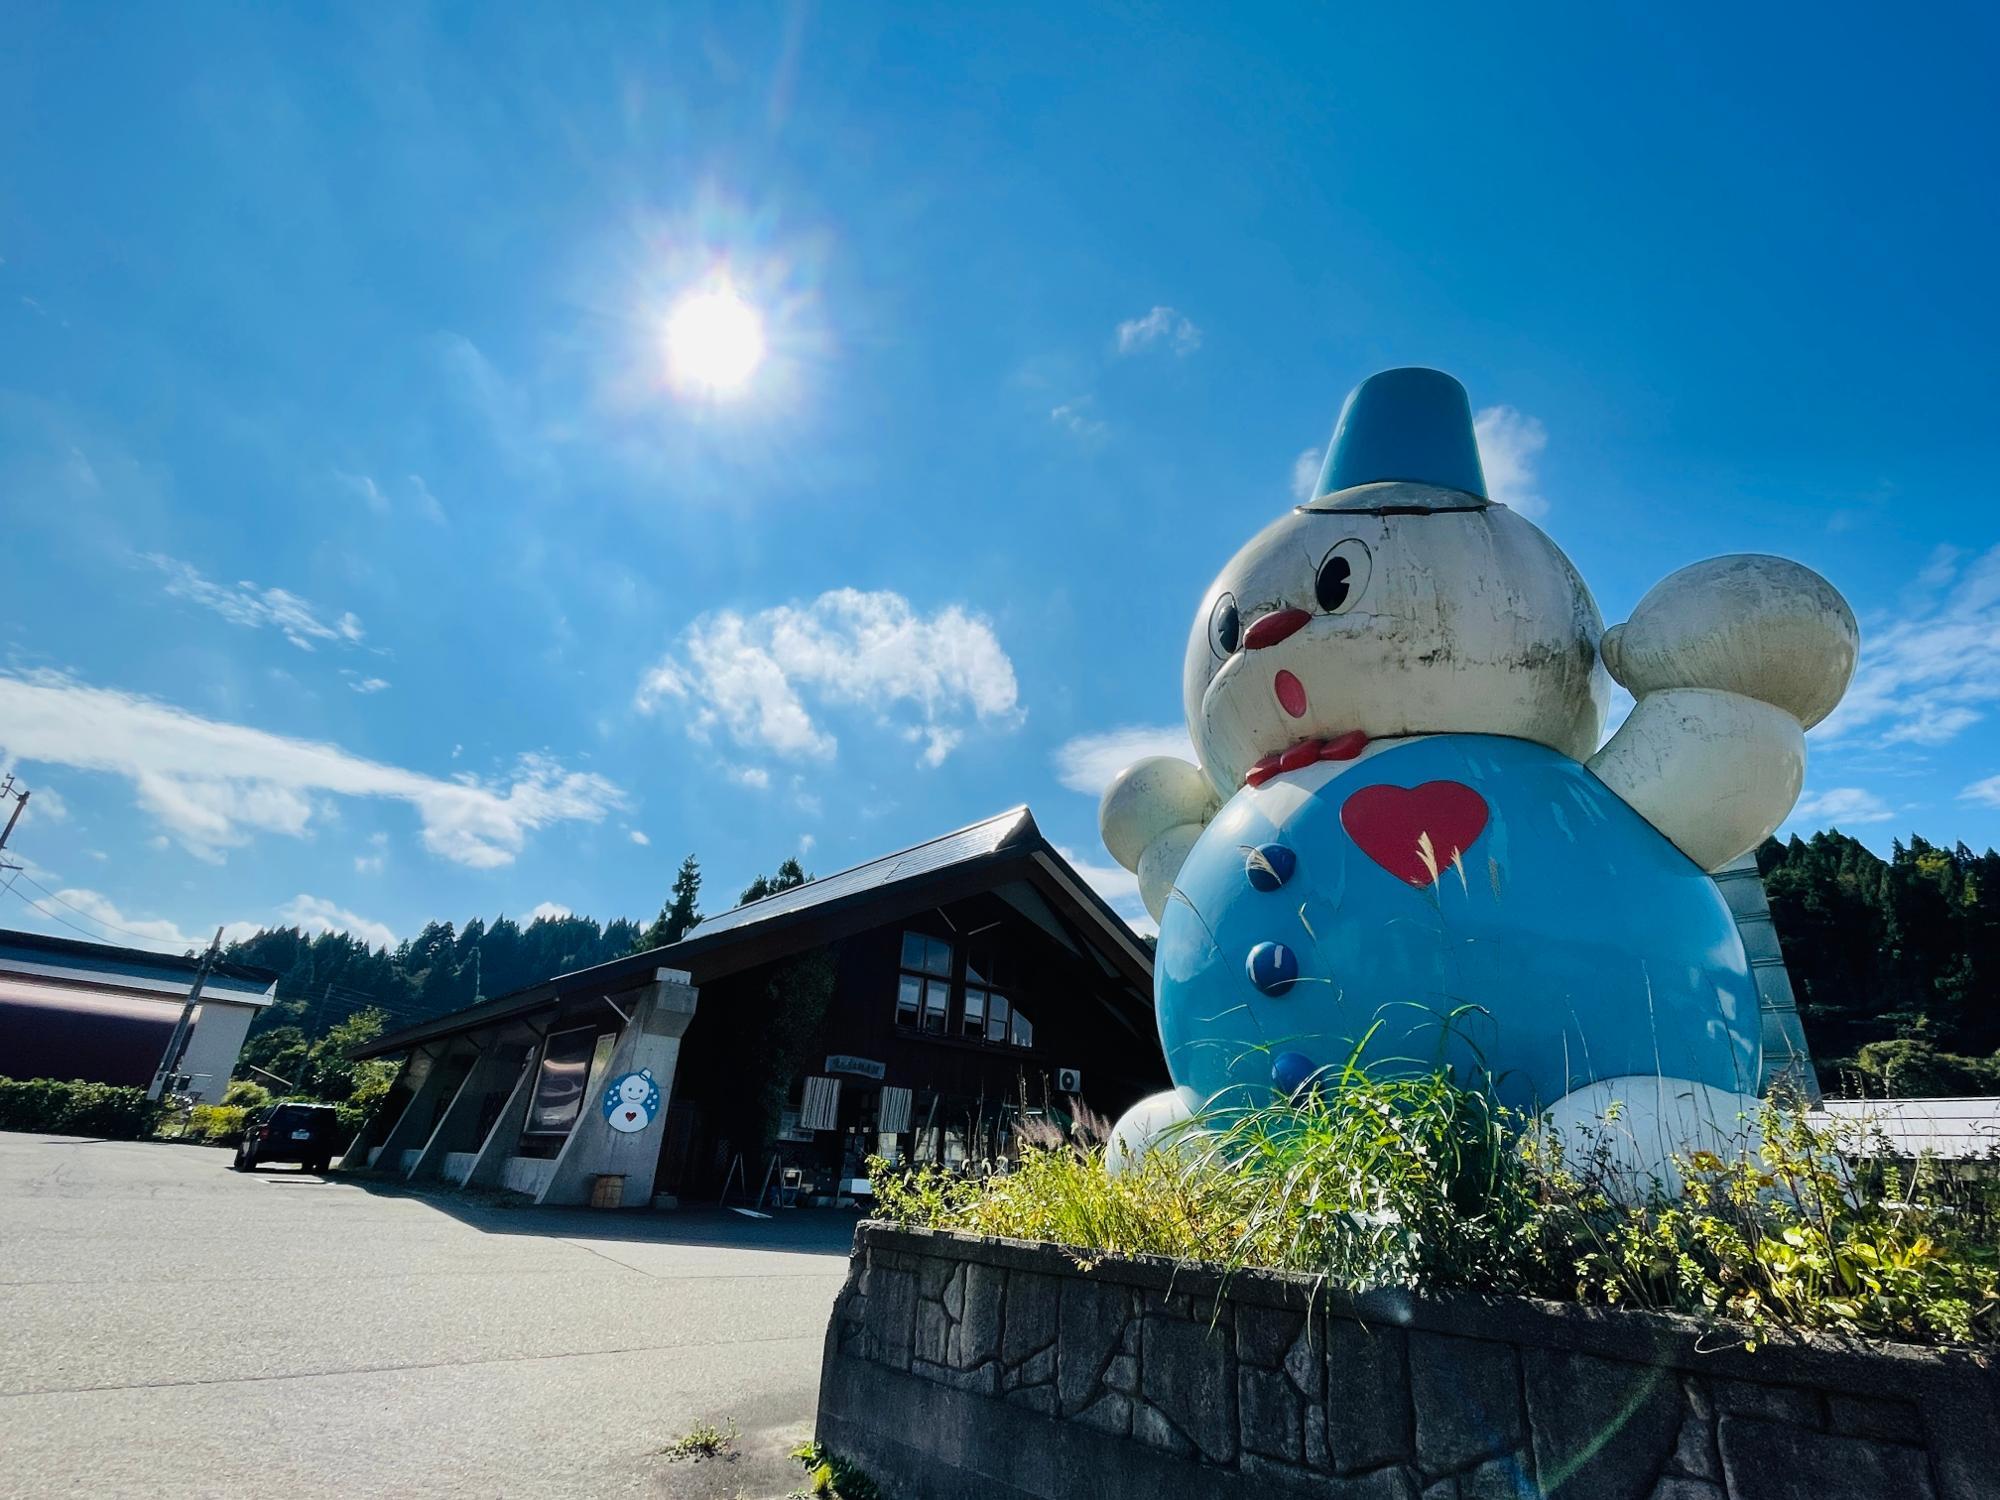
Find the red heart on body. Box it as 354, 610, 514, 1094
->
624, 1111, 637, 1122
1340, 781, 1489, 887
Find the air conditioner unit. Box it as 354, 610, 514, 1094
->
1056, 1067, 1083, 1094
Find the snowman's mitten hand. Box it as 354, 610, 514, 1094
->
1601, 555, 1858, 729
1587, 688, 1804, 872
1100, 756, 1219, 923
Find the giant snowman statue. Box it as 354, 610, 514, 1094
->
1101, 368, 1857, 1182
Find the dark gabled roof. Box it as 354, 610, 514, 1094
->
0, 926, 278, 993
356, 806, 1152, 1058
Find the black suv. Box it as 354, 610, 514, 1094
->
233, 1102, 342, 1174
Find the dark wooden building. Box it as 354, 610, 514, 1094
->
350, 808, 1164, 1206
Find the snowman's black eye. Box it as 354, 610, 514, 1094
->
1315, 539, 1372, 614
1209, 593, 1240, 658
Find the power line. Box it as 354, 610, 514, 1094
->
10, 870, 204, 952
1, 877, 191, 955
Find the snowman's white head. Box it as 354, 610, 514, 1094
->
1184, 370, 1609, 791
618, 1073, 652, 1106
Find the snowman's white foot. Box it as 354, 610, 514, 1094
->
1104, 1086, 1206, 1176
1538, 1076, 1764, 1202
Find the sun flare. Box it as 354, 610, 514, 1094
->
662, 282, 766, 398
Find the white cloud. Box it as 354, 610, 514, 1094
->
1962, 776, 2000, 811
527, 900, 572, 923
638, 588, 1022, 769
1291, 447, 1323, 503
628, 829, 651, 846
1819, 544, 2000, 750
342, 672, 391, 694
728, 766, 773, 790
40, 888, 220, 951
1050, 399, 1106, 439
1115, 306, 1201, 357
799, 833, 817, 855
280, 894, 397, 951
1056, 845, 1155, 937
339, 470, 448, 525
354, 834, 387, 875
0, 670, 623, 866
1053, 724, 1197, 796
146, 554, 366, 652
20, 784, 68, 823
1474, 406, 1549, 519
1789, 786, 1893, 826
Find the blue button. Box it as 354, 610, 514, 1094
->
1272, 1051, 1317, 1096
1245, 843, 1296, 892
1247, 941, 1299, 995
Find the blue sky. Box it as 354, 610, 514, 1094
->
3, 3, 1996, 954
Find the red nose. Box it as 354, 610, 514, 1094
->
1243, 608, 1310, 650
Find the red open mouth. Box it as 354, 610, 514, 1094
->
1245, 729, 1369, 788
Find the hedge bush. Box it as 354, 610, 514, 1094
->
0, 1078, 162, 1140
182, 1104, 251, 1146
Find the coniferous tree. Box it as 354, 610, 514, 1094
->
634, 855, 703, 952
739, 856, 811, 905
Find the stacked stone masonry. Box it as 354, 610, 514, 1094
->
816, 1225, 1998, 1500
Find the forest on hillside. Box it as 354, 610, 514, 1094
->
219, 834, 2000, 1099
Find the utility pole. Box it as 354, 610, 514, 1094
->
0, 774, 28, 857
148, 926, 225, 1102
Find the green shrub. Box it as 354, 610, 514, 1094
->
0, 1077, 162, 1139
873, 1067, 2000, 1349
220, 1080, 272, 1111
183, 1104, 251, 1146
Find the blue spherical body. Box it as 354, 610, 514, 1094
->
1154, 735, 1761, 1113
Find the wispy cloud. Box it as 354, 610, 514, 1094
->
1050, 398, 1106, 439
1291, 447, 1323, 503
279, 894, 396, 951
637, 588, 1022, 769
0, 669, 622, 866
33, 886, 242, 951
1053, 724, 1197, 795
1473, 406, 1549, 518
1790, 786, 1894, 826
527, 901, 572, 923
628, 828, 651, 846
1818, 543, 2000, 750
1115, 306, 1201, 357
146, 554, 364, 652
337, 470, 448, 525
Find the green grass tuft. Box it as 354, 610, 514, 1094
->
872, 1061, 1999, 1349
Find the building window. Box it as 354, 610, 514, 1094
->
895, 931, 953, 1035
967, 943, 1032, 1050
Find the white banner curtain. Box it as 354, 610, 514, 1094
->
800, 1075, 842, 1132
877, 1085, 914, 1136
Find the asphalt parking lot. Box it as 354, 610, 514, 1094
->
0, 1134, 856, 1499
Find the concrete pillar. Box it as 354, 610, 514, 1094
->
462, 1046, 541, 1190
340, 1050, 422, 1170
538, 970, 699, 1207
365, 1046, 454, 1174
406, 1036, 525, 1180
174, 1001, 260, 1105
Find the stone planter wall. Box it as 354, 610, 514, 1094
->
815, 1223, 1998, 1500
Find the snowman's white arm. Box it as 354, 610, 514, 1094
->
1585, 688, 1804, 874
1099, 755, 1221, 924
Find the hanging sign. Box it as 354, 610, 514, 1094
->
824, 1054, 886, 1080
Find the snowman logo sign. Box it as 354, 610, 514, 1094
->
1100, 367, 1859, 1188
601, 1070, 662, 1135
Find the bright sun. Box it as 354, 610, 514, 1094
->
663, 283, 766, 398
